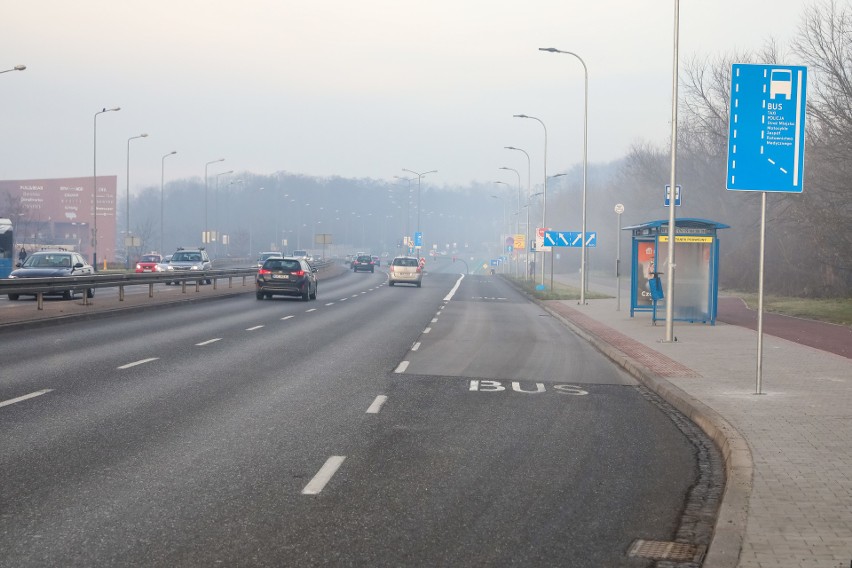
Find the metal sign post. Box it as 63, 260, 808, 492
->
614, 204, 624, 311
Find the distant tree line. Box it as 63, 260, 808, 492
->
622, 0, 852, 297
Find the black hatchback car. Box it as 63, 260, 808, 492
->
351, 254, 375, 272
256, 257, 317, 301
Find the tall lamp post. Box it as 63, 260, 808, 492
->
204, 158, 225, 246
539, 47, 589, 304
402, 169, 437, 251
93, 106, 121, 271
125, 133, 148, 268
499, 166, 522, 277
160, 151, 177, 254
394, 175, 417, 249
514, 114, 548, 288
505, 146, 532, 279
494, 180, 517, 276
214, 170, 234, 257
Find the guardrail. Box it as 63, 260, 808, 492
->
0, 258, 336, 311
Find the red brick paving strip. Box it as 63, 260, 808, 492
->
548, 302, 702, 378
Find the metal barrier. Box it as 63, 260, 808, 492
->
0, 259, 336, 311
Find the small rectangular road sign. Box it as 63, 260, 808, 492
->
727, 64, 807, 193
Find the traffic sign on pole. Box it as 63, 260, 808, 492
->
664, 184, 681, 207
726, 64, 808, 193
543, 231, 597, 247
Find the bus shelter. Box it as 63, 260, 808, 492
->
625, 218, 729, 325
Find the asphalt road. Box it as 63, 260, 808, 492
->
0, 268, 716, 567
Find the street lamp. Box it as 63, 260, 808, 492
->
93, 106, 121, 271
394, 175, 417, 247
125, 133, 148, 268
401, 169, 437, 250
514, 114, 548, 289
215, 170, 234, 256
499, 166, 529, 276
539, 47, 589, 304
160, 151, 177, 254
0, 65, 26, 74
506, 146, 532, 280
204, 158, 225, 245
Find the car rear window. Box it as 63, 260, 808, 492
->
266, 259, 302, 271
393, 258, 418, 267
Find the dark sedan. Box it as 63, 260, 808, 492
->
256, 257, 317, 301
6, 250, 95, 300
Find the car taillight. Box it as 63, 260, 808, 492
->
293, 270, 305, 276
258, 268, 272, 275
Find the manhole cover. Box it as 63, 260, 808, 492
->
628, 539, 705, 562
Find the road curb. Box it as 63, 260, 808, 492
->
537, 299, 751, 568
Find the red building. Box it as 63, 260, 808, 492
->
0, 175, 117, 266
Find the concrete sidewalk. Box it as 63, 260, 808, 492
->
543, 275, 852, 568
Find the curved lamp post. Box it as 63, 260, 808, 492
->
394, 175, 417, 248
160, 151, 177, 254
214, 170, 234, 256
204, 158, 225, 245
494, 180, 518, 276
125, 133, 148, 268
499, 166, 523, 277
539, 47, 589, 304
514, 114, 548, 289
401, 169, 437, 251
93, 106, 121, 271
505, 146, 532, 280
1, 64, 26, 74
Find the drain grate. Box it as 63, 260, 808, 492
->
628, 539, 706, 563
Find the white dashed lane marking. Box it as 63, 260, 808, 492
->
0, 389, 53, 409
302, 456, 346, 495
118, 358, 159, 370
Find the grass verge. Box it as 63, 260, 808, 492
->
723, 291, 852, 326
510, 277, 612, 301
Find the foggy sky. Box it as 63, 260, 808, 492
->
2, 0, 808, 193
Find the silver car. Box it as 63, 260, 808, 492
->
165, 248, 212, 284
388, 256, 422, 287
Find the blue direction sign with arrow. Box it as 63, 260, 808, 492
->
727, 63, 807, 193
543, 231, 596, 248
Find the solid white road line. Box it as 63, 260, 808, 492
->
246, 325, 264, 331
281, 315, 294, 321
0, 389, 53, 409
394, 361, 410, 373
118, 358, 159, 370
196, 338, 223, 346
302, 456, 346, 495
366, 395, 388, 414
411, 342, 421, 351
443, 274, 464, 302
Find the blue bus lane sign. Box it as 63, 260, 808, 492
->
727, 64, 807, 193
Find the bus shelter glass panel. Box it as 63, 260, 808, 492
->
626, 219, 727, 325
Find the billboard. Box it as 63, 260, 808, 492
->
0, 175, 117, 263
